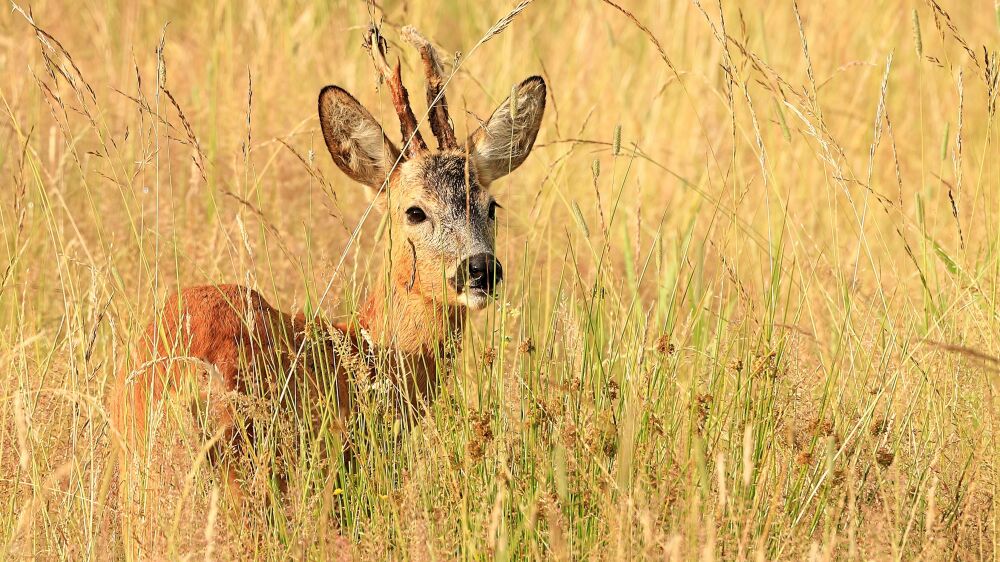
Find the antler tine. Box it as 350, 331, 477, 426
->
402, 26, 459, 151
365, 26, 428, 157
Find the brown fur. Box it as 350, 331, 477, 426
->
112, 285, 351, 452
111, 270, 462, 484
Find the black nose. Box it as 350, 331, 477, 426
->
458, 253, 503, 293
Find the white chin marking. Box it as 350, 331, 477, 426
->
457, 291, 490, 310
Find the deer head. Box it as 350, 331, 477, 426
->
318, 26, 546, 312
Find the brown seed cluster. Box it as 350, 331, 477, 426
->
791, 416, 842, 454
467, 411, 494, 463
518, 338, 536, 354
602, 433, 618, 458
654, 334, 675, 355
482, 346, 497, 369
832, 468, 846, 486
529, 399, 555, 428
750, 351, 777, 379
695, 393, 713, 432
560, 421, 578, 447
810, 418, 834, 437
568, 377, 582, 392
796, 450, 814, 466
876, 448, 895, 468
606, 379, 620, 401
870, 416, 890, 436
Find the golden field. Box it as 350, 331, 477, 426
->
1, 0, 999, 559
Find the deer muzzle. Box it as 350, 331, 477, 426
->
454, 253, 504, 297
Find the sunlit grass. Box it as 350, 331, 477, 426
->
1, 0, 998, 559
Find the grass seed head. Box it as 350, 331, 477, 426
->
654, 334, 674, 355
518, 338, 535, 354
482, 346, 497, 369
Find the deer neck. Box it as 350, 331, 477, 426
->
357, 273, 466, 361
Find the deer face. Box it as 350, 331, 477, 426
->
387, 153, 499, 309
319, 50, 546, 310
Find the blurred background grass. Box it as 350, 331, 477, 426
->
1, 0, 998, 559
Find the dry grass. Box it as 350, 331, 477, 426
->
1, 0, 999, 559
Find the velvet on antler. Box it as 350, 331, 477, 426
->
402, 26, 459, 151
366, 26, 428, 157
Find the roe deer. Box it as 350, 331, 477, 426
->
111, 24, 546, 542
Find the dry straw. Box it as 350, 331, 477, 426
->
4, 0, 999, 558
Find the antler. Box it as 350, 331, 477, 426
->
365, 26, 428, 157
402, 26, 459, 151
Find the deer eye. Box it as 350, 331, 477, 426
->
488, 201, 501, 220
405, 206, 427, 225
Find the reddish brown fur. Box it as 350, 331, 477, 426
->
112, 285, 352, 451
111, 269, 465, 474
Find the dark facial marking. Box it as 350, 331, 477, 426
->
406, 238, 417, 292
419, 154, 489, 220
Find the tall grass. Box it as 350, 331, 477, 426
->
1, 0, 998, 559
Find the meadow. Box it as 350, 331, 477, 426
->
1, 0, 998, 559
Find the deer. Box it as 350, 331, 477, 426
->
110, 24, 546, 543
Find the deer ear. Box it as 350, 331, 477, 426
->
319, 85, 402, 192
467, 76, 546, 185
